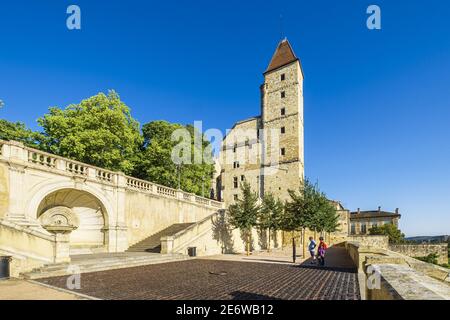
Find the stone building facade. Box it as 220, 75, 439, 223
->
349, 207, 401, 235
220, 39, 304, 204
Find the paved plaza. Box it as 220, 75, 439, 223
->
35, 247, 360, 300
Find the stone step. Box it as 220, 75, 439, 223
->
126, 223, 195, 253
21, 254, 190, 280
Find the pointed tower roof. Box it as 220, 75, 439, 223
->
264, 38, 299, 74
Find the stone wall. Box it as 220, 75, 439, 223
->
347, 235, 389, 249
261, 61, 304, 202
343, 239, 450, 300
161, 212, 282, 257
389, 244, 448, 265
220, 55, 304, 206
220, 117, 262, 205
0, 163, 9, 219
125, 190, 221, 247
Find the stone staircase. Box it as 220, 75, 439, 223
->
21, 252, 190, 280
126, 223, 195, 253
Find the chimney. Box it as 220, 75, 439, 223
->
378, 206, 381, 213
395, 208, 399, 214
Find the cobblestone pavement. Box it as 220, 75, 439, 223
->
38, 251, 360, 300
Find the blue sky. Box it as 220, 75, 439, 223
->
1, 1, 449, 236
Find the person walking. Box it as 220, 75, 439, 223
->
307, 236, 317, 264
317, 236, 328, 266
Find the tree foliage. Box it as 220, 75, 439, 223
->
38, 91, 143, 174
133, 120, 214, 196
259, 193, 283, 232
259, 193, 284, 250
283, 179, 338, 233
0, 119, 43, 149
227, 182, 260, 255
369, 224, 405, 244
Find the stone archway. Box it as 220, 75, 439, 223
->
37, 189, 108, 253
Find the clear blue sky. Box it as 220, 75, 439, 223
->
1, 1, 449, 237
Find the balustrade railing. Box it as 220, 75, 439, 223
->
0, 139, 223, 208
157, 186, 176, 198
66, 161, 88, 176
210, 200, 223, 208
96, 169, 113, 183
183, 192, 192, 201
127, 177, 153, 191
28, 151, 57, 168
195, 196, 210, 206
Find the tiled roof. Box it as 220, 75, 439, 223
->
265, 38, 299, 74
350, 211, 401, 219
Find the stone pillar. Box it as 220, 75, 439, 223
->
55, 158, 66, 171
160, 236, 174, 254
104, 225, 128, 253
108, 172, 128, 252
54, 233, 71, 264
2, 142, 30, 222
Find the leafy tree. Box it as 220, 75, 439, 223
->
311, 197, 340, 238
283, 179, 338, 259
227, 182, 260, 255
0, 119, 43, 149
37, 91, 143, 174
259, 193, 284, 252
133, 120, 214, 196
369, 224, 405, 244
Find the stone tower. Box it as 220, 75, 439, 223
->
220, 38, 304, 205
260, 38, 304, 201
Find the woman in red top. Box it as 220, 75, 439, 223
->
317, 236, 328, 266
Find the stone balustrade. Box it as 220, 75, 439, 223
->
344, 240, 450, 300
0, 139, 224, 210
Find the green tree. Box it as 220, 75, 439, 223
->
283, 179, 338, 259
259, 193, 284, 252
227, 182, 260, 255
134, 120, 214, 196
369, 224, 405, 244
0, 120, 43, 149
37, 91, 143, 174
311, 197, 340, 239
